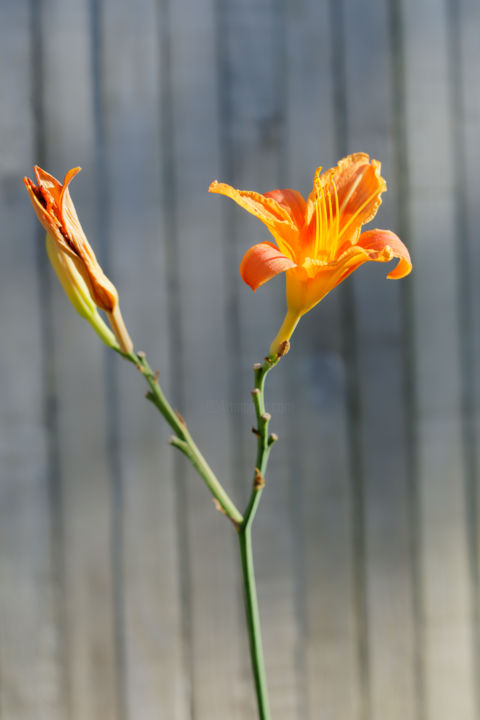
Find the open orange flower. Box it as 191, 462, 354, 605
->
210, 153, 411, 355
24, 166, 133, 353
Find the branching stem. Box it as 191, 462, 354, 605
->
120, 342, 288, 720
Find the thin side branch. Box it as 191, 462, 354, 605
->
118, 348, 243, 526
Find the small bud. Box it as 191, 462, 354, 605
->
251, 427, 261, 436
268, 432, 279, 445
253, 362, 262, 371
254, 468, 265, 490
251, 388, 260, 397
261, 412, 271, 422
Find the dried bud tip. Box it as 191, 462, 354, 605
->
253, 362, 262, 371
168, 435, 176, 445
269, 433, 279, 444
154, 369, 160, 383
261, 412, 271, 422
137, 351, 146, 359
212, 498, 227, 516
276, 340, 290, 358
175, 410, 186, 427
251, 388, 260, 397
254, 468, 265, 490
251, 426, 261, 436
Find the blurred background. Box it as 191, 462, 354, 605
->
1, 0, 479, 718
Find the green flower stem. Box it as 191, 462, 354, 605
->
238, 350, 285, 720
238, 525, 269, 720
121, 349, 243, 526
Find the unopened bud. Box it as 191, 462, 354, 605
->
24, 166, 133, 353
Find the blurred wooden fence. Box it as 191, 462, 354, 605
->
0, 0, 479, 718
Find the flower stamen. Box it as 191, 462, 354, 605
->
312, 173, 341, 261
313, 171, 322, 258
333, 179, 340, 243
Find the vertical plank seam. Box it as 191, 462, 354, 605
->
30, 0, 71, 716
156, 0, 195, 715
388, 0, 424, 718
328, 1, 370, 719
89, 1, 127, 718
445, 0, 480, 714
213, 3, 256, 717
213, 0, 248, 506
276, 0, 308, 716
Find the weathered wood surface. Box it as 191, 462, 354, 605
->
1, 0, 479, 718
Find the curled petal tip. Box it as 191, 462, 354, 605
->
64, 166, 82, 183
358, 228, 412, 280
386, 257, 412, 280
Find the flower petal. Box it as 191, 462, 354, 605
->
240, 242, 296, 291
24, 175, 75, 258
33, 165, 64, 205
263, 189, 306, 227
357, 229, 412, 279
58, 167, 82, 228
209, 180, 301, 259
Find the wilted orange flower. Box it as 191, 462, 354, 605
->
24, 166, 133, 353
210, 153, 412, 355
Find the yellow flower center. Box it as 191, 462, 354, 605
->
302, 257, 328, 278
308, 166, 382, 267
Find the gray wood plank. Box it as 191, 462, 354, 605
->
454, 0, 480, 707
0, 3, 64, 717
343, 1, 417, 719
220, 1, 303, 718
38, 1, 120, 717
100, 1, 188, 717
169, 0, 249, 717
283, 1, 363, 718
401, 0, 476, 717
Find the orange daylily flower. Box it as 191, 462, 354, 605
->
210, 153, 412, 355
24, 165, 133, 353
